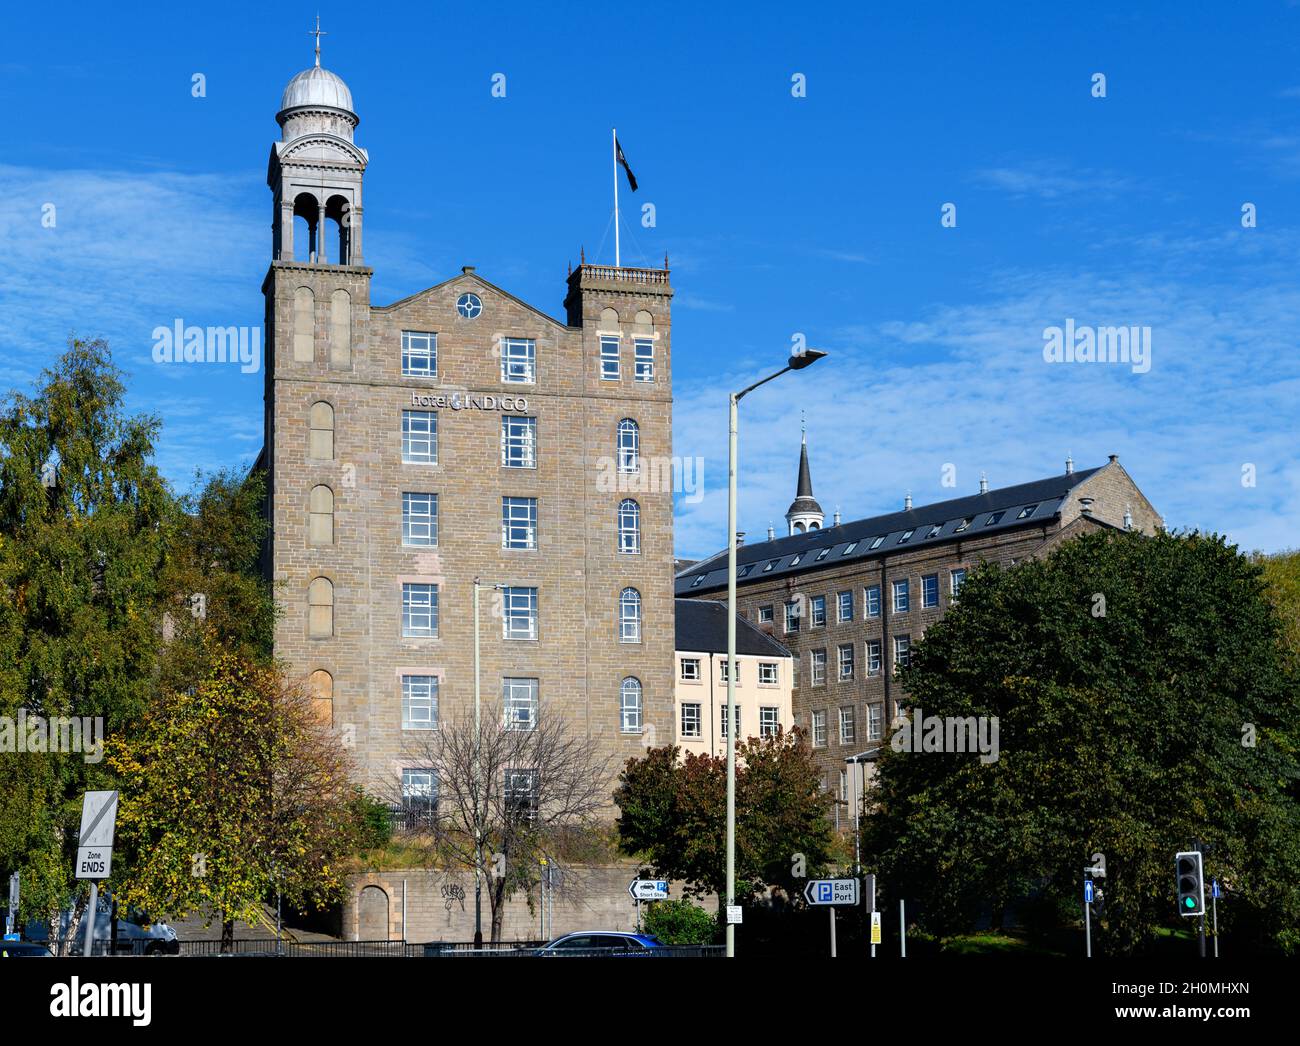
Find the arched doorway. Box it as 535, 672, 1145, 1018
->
357, 885, 389, 940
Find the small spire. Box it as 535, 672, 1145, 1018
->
310, 14, 327, 68
800, 410, 806, 444
580, 245, 586, 264
664, 251, 670, 269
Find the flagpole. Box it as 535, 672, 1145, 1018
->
612, 127, 620, 269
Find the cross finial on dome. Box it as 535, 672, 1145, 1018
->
310, 14, 327, 67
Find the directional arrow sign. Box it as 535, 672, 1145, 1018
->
628, 879, 668, 901
1084, 879, 1094, 904
803, 878, 859, 906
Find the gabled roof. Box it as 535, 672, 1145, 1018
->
372, 270, 572, 331
675, 599, 793, 657
676, 466, 1103, 596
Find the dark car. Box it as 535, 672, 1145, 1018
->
1, 940, 53, 957
536, 931, 664, 956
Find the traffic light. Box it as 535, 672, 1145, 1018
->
1175, 851, 1204, 917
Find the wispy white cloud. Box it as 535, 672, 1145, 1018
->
672, 237, 1300, 559
974, 163, 1135, 200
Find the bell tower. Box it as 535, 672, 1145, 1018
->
268, 20, 367, 266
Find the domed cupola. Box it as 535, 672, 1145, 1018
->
268, 19, 368, 266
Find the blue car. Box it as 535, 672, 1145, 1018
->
536, 931, 664, 956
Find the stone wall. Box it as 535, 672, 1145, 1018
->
341, 863, 709, 942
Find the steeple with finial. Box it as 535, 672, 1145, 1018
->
785, 413, 824, 535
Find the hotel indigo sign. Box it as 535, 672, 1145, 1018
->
410, 392, 529, 412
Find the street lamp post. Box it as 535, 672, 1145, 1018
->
473, 578, 483, 948
725, 348, 826, 958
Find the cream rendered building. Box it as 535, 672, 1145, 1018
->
674, 599, 794, 759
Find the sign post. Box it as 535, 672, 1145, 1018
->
76, 791, 118, 957
899, 898, 906, 958
1211, 878, 1220, 958
864, 874, 876, 958
1083, 878, 1094, 958
5, 871, 18, 937
804, 878, 860, 957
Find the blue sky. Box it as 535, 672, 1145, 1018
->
2, 1, 1298, 558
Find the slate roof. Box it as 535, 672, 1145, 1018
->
675, 599, 794, 657
675, 466, 1103, 597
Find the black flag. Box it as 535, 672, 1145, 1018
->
615, 137, 638, 192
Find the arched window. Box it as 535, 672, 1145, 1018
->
619, 587, 641, 643
309, 669, 334, 726
309, 485, 334, 545
309, 401, 334, 460
599, 306, 620, 328
620, 677, 643, 734
293, 287, 315, 362
617, 419, 639, 474
330, 289, 351, 366
618, 498, 640, 554
308, 577, 334, 638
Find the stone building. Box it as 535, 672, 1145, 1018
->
254, 49, 676, 800
674, 446, 1160, 809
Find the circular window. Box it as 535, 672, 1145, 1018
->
456, 292, 483, 319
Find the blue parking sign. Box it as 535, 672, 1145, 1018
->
818, 883, 832, 903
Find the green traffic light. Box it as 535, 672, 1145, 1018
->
1184, 897, 1196, 909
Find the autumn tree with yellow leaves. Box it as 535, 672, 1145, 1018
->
108, 651, 364, 949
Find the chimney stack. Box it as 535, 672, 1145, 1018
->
767, 523, 775, 541
833, 509, 841, 526
904, 491, 913, 511
979, 472, 989, 495
1065, 453, 1074, 475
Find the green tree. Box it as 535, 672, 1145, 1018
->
643, 898, 717, 944
861, 530, 1300, 955
0, 339, 171, 940
107, 651, 363, 949
1254, 549, 1300, 673
615, 730, 836, 916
